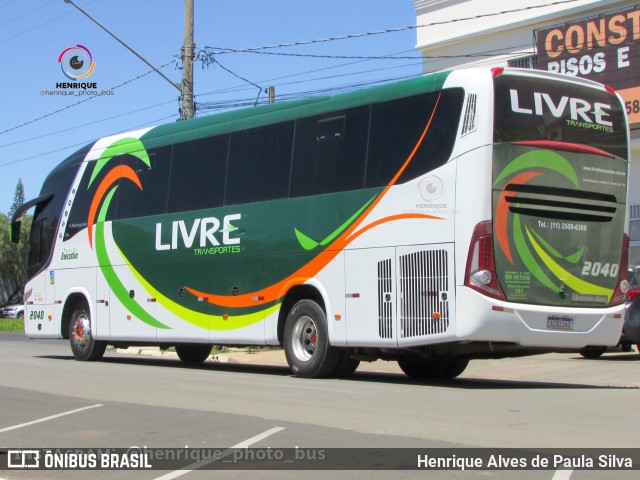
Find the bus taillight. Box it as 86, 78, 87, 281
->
609, 233, 630, 306
464, 221, 506, 301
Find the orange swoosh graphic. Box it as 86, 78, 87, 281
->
88, 165, 141, 249
185, 93, 443, 308
495, 171, 542, 265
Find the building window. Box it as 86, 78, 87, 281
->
508, 55, 537, 69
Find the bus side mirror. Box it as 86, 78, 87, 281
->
10, 219, 21, 244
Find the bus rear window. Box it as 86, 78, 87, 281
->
493, 75, 627, 160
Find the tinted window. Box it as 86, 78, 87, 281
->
494, 75, 627, 159
169, 135, 229, 213
117, 146, 172, 219
367, 89, 465, 187
226, 122, 293, 205
291, 106, 369, 197
28, 162, 81, 280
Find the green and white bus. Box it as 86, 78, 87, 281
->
12, 67, 630, 379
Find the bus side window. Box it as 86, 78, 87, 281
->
168, 136, 228, 214
116, 146, 172, 220
317, 116, 345, 141
225, 121, 294, 206
366, 89, 464, 188
291, 106, 369, 197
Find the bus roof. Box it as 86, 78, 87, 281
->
139, 70, 452, 150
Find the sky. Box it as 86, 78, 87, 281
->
0, 0, 423, 216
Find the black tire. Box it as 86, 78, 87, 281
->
175, 344, 212, 365
398, 355, 430, 379
398, 356, 468, 380
17, 310, 24, 319
580, 346, 606, 359
440, 358, 469, 379
69, 301, 106, 361
283, 299, 340, 378
333, 350, 360, 378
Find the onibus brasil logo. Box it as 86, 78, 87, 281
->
58, 44, 95, 79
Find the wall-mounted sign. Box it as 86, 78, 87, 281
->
535, 6, 640, 123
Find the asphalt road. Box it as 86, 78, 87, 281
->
1, 332, 639, 480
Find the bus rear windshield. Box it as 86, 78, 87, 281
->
493, 74, 627, 160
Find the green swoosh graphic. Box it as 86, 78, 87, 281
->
494, 150, 579, 187
89, 137, 151, 188
513, 214, 557, 291
294, 196, 375, 251
96, 187, 170, 329
526, 227, 613, 300
118, 244, 279, 330
529, 228, 585, 264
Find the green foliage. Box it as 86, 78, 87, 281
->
1, 179, 31, 301
7, 178, 25, 220
0, 318, 23, 332
0, 213, 31, 294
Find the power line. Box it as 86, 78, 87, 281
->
195, 40, 537, 101
0, 0, 21, 9
0, 99, 174, 150
0, 0, 56, 29
0, 0, 98, 46
0, 60, 175, 137
200, 0, 583, 57
0, 114, 176, 168
201, 58, 263, 106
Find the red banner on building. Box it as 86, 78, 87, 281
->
535, 6, 640, 123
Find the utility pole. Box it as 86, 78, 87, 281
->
181, 0, 195, 120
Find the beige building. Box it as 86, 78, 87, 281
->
414, 0, 640, 268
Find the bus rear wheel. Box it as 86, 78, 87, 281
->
579, 346, 606, 359
283, 299, 340, 378
175, 344, 212, 365
69, 301, 106, 361
398, 356, 468, 380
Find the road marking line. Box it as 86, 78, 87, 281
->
0, 404, 104, 434
552, 470, 574, 480
154, 426, 285, 480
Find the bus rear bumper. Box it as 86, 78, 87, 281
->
455, 287, 624, 349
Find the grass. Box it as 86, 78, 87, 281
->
0, 317, 24, 333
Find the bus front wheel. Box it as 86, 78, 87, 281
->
175, 344, 212, 365
283, 299, 340, 378
69, 301, 106, 361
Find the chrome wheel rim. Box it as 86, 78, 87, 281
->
291, 315, 317, 362
72, 314, 91, 350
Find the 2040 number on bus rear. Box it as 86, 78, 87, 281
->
581, 262, 619, 278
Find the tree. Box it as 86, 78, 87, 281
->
0, 179, 31, 304
8, 178, 25, 219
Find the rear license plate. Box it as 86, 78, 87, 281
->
547, 316, 574, 330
